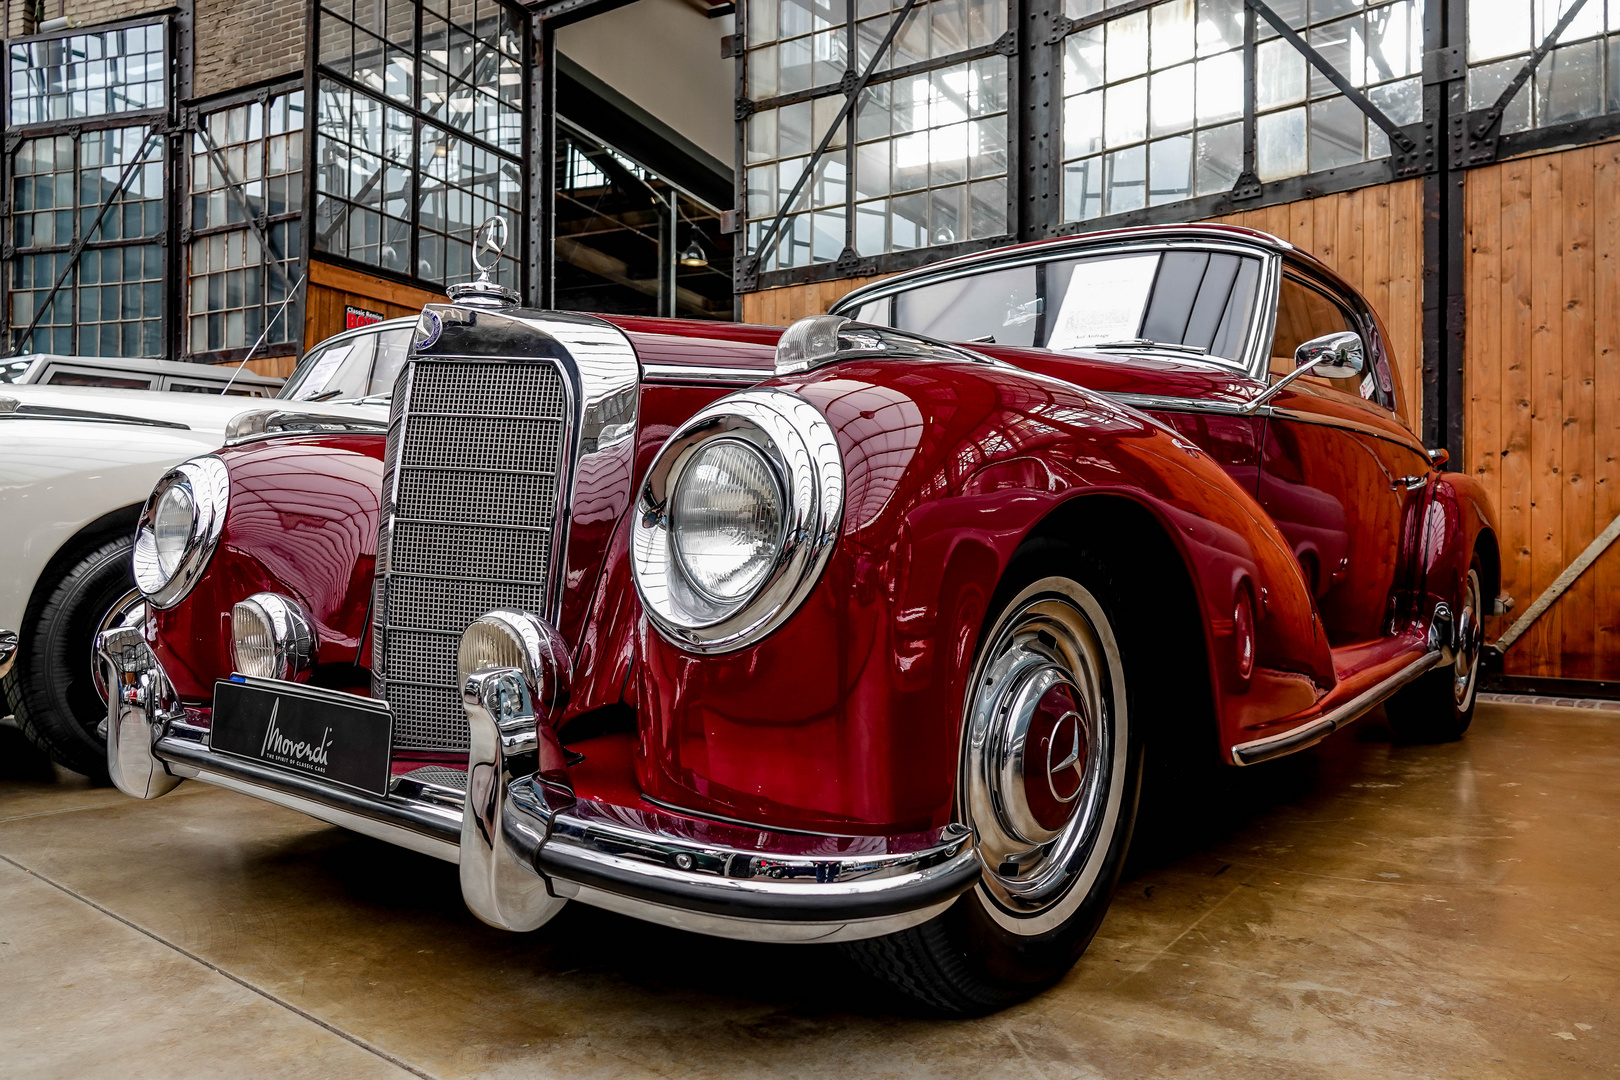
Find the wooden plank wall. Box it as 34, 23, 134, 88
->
1206, 180, 1426, 434
1465, 142, 1620, 680
739, 273, 889, 326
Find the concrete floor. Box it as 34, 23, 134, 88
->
1, 700, 1615, 1080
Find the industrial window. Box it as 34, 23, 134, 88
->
7, 22, 167, 125
1061, 0, 1424, 222
8, 128, 166, 355
743, 0, 1013, 270
1466, 0, 1620, 133
187, 92, 306, 357
314, 0, 526, 290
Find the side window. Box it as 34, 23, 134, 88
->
369, 327, 412, 397
1270, 277, 1390, 408
888, 265, 1040, 346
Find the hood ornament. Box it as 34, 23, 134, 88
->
447, 216, 522, 309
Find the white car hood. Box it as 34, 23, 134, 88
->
0, 384, 387, 435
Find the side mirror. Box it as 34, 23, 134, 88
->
1242, 330, 1368, 414
1294, 330, 1364, 380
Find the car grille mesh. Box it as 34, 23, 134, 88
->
373, 359, 568, 752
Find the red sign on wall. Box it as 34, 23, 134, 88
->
345, 305, 385, 330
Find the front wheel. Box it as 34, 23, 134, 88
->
1385, 560, 1483, 743
3, 537, 143, 778
844, 557, 1142, 1014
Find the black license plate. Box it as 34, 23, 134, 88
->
210, 677, 393, 796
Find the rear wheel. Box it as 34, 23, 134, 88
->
843, 553, 1142, 1014
3, 537, 143, 778
1386, 559, 1483, 743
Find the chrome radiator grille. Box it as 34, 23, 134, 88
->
373, 359, 569, 751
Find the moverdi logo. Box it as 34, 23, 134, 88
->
259, 699, 334, 775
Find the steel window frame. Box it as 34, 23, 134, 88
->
305, 0, 534, 303
1, 14, 177, 359
179, 80, 308, 364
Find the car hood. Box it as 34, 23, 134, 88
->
0, 383, 388, 436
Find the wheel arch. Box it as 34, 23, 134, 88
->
20, 502, 142, 626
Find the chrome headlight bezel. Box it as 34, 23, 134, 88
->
132, 456, 229, 609
632, 388, 844, 654
231, 592, 317, 681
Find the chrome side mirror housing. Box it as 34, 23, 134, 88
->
1244, 330, 1368, 414
1294, 330, 1365, 380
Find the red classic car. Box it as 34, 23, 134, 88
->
100, 224, 1501, 1014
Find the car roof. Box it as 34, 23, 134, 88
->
3, 352, 285, 386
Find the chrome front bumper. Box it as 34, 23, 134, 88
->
0, 627, 18, 680
95, 626, 980, 944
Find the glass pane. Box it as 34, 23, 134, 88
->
970, 56, 1008, 115
1065, 154, 1104, 221
1046, 251, 1160, 348
929, 184, 965, 244
749, 0, 779, 43
1104, 76, 1148, 147
855, 198, 886, 255
1065, 27, 1106, 93
1538, 0, 1604, 44
1107, 11, 1150, 81
967, 0, 1006, 47
812, 27, 846, 85
778, 99, 813, 156
890, 191, 927, 249
1196, 0, 1243, 55
748, 109, 778, 163
750, 45, 779, 98
1365, 0, 1420, 83
1257, 106, 1307, 180
1257, 37, 1308, 109
894, 263, 1037, 344
1148, 134, 1192, 205
1152, 0, 1197, 69
1536, 39, 1604, 123
813, 206, 845, 261
1310, 16, 1366, 98
855, 140, 889, 199
1309, 95, 1364, 170
1195, 121, 1242, 194
969, 115, 1007, 177
931, 0, 969, 56
858, 82, 891, 141
1196, 50, 1243, 124
969, 177, 1007, 238
1467, 56, 1534, 131
1065, 89, 1104, 158
1104, 143, 1146, 213
1151, 63, 1195, 135
1368, 75, 1422, 126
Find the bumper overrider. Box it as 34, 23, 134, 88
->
95, 615, 980, 944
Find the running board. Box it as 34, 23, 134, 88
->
1229, 649, 1445, 765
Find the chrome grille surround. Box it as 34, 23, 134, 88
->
375, 359, 573, 751
370, 307, 641, 754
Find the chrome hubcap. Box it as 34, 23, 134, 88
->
963, 579, 1124, 933
1453, 568, 1482, 708
92, 588, 147, 708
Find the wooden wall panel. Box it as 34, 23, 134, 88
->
739, 273, 889, 326
1209, 179, 1427, 433
304, 259, 446, 353
1466, 142, 1620, 680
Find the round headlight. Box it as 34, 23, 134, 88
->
133, 456, 229, 608
231, 593, 316, 681
631, 388, 844, 654
670, 438, 784, 601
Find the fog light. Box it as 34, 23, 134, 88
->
231, 593, 316, 681
457, 611, 572, 718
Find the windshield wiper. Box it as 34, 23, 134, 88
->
303, 389, 344, 401
1083, 338, 1210, 356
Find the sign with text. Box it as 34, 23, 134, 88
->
345, 305, 385, 330
211, 678, 392, 795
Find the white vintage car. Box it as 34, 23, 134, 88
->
0, 318, 409, 775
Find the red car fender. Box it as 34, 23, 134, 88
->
635, 360, 1335, 835
149, 434, 385, 703
1419, 470, 1502, 620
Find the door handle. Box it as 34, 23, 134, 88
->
1392, 475, 1428, 491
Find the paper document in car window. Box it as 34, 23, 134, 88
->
296, 344, 353, 400
1046, 253, 1160, 352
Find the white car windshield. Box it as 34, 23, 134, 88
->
279, 325, 412, 402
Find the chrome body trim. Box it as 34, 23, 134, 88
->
231, 592, 317, 681
774, 315, 996, 376
631, 387, 845, 654
105, 614, 971, 943
372, 304, 638, 752
1107, 392, 1430, 460
223, 410, 389, 446
1230, 648, 1444, 765
0, 628, 16, 680
640, 362, 771, 385
132, 456, 229, 610
96, 626, 185, 800
0, 399, 190, 428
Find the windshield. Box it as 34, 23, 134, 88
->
852, 248, 1262, 365
279, 324, 412, 402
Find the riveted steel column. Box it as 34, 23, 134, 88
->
1422, 0, 1466, 462
1022, 0, 1062, 239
